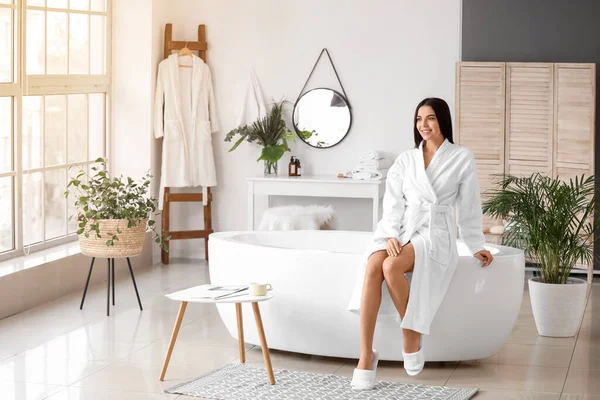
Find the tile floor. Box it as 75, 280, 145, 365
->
0, 259, 597, 399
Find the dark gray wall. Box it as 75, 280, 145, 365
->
462, 0, 600, 63
462, 0, 600, 271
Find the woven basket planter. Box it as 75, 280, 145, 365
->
78, 219, 148, 258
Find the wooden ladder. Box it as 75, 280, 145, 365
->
161, 23, 213, 264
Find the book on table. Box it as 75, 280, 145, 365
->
190, 284, 249, 300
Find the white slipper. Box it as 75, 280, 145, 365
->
402, 348, 425, 376
351, 349, 379, 390
402, 336, 424, 376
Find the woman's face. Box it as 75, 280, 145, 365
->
416, 105, 443, 142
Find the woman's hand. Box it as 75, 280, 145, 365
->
474, 250, 494, 267
386, 238, 402, 257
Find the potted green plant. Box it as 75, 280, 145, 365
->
482, 172, 599, 337
224, 100, 297, 176
65, 158, 169, 258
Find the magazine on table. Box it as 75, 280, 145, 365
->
188, 284, 249, 300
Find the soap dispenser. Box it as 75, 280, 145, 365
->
288, 156, 297, 176
295, 158, 302, 176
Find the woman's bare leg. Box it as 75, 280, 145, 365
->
381, 243, 421, 353
357, 250, 387, 370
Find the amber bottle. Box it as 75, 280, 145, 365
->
288, 156, 297, 176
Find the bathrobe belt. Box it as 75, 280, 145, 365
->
406, 202, 453, 260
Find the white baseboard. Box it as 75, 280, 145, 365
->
153, 247, 206, 264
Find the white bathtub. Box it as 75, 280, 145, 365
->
208, 230, 525, 362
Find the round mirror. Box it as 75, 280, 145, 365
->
292, 88, 352, 148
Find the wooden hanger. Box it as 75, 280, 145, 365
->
178, 42, 193, 68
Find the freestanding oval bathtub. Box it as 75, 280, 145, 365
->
208, 230, 525, 362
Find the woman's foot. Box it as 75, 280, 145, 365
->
402, 333, 424, 376
402, 328, 421, 354
402, 348, 424, 376
403, 340, 420, 354
351, 349, 379, 390
356, 350, 375, 370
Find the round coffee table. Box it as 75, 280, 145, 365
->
159, 285, 275, 384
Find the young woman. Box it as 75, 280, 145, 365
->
349, 97, 494, 390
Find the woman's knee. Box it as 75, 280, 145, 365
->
382, 255, 411, 278
364, 252, 386, 281
381, 257, 395, 278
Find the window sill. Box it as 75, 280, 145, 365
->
0, 241, 81, 278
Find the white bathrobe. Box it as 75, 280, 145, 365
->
347, 138, 486, 335
154, 53, 219, 208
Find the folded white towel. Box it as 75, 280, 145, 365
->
360, 150, 381, 161
352, 168, 389, 181
357, 158, 392, 171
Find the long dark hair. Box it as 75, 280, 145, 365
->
413, 97, 454, 148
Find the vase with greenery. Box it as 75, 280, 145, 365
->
65, 158, 169, 257
224, 100, 297, 176
482, 172, 599, 336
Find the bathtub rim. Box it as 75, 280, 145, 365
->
209, 230, 525, 260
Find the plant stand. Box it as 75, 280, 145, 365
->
79, 257, 143, 317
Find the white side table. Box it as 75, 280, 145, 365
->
159, 286, 276, 385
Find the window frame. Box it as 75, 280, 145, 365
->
0, 0, 112, 262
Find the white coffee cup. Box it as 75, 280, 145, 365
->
249, 283, 273, 296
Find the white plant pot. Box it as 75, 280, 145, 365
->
528, 277, 588, 337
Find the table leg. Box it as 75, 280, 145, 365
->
236, 303, 245, 363
159, 301, 188, 381
252, 302, 275, 385
373, 193, 380, 231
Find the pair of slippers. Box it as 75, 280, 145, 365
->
351, 345, 425, 390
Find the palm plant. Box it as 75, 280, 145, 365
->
224, 100, 297, 174
482, 173, 600, 284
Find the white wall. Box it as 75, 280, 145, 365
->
150, 0, 462, 258
111, 0, 155, 262
151, 0, 172, 199
112, 0, 153, 178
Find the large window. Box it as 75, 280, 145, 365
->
0, 0, 110, 261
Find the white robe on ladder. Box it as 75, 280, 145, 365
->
154, 53, 219, 208
347, 139, 486, 335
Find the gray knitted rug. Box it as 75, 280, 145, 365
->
165, 363, 478, 399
